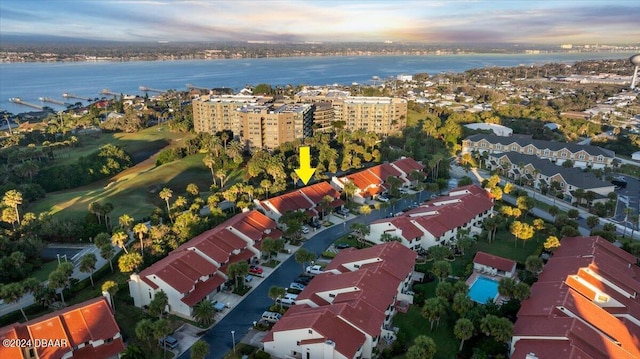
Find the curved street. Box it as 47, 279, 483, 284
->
178, 196, 417, 359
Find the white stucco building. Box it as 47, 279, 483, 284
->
366, 185, 494, 251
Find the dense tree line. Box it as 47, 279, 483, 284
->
35, 144, 132, 191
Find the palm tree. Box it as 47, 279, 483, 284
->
133, 222, 149, 257
79, 253, 97, 287
268, 286, 287, 310
432, 260, 451, 283
118, 252, 143, 273
48, 270, 70, 306
295, 248, 316, 273
118, 214, 134, 231
342, 180, 357, 203
454, 318, 474, 352
498, 277, 516, 298
88, 202, 103, 224
2, 189, 22, 226
111, 231, 129, 254
100, 244, 115, 272
0, 282, 28, 321
422, 297, 447, 330
159, 187, 173, 222
102, 280, 119, 310
350, 222, 370, 248
406, 335, 437, 359
190, 340, 210, 359
101, 202, 114, 229
192, 300, 216, 326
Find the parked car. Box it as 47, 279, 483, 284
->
306, 265, 325, 275
289, 282, 306, 291
377, 195, 389, 202
301, 225, 310, 234
261, 311, 282, 323
249, 265, 263, 275
309, 221, 322, 229
276, 293, 298, 306
335, 243, 351, 249
159, 336, 179, 350
295, 275, 312, 285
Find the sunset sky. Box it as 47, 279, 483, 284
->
1, 0, 638, 44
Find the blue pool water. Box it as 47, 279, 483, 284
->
469, 276, 499, 304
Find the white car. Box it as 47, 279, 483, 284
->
306, 265, 324, 275
276, 293, 298, 306
301, 225, 310, 234
289, 282, 306, 291
377, 195, 389, 202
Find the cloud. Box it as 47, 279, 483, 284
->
0, 0, 638, 43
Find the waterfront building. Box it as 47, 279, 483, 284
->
191, 94, 272, 136
239, 103, 313, 149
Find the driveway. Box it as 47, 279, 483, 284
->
178, 195, 420, 359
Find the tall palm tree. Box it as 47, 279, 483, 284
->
159, 187, 173, 222
133, 223, 148, 256
79, 253, 97, 287
2, 189, 22, 226
111, 231, 129, 254
454, 318, 474, 352
192, 300, 216, 326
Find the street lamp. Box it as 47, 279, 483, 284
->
231, 330, 236, 353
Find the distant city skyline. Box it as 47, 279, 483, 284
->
1, 0, 639, 45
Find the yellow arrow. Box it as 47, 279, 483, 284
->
295, 146, 316, 185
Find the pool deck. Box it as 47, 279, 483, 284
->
465, 271, 508, 304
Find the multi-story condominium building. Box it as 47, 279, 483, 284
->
263, 242, 416, 359
192, 94, 272, 136
311, 101, 334, 132
336, 97, 407, 135
487, 152, 615, 204
129, 210, 282, 319
510, 236, 640, 359
462, 134, 615, 169
367, 185, 494, 251
239, 103, 313, 149
0, 297, 125, 359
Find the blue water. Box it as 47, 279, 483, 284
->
468, 276, 499, 304
0, 52, 635, 115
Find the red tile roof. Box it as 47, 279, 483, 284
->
181, 273, 226, 306
325, 241, 416, 280
0, 297, 124, 359
264, 308, 366, 358
391, 157, 424, 175
137, 210, 275, 307
512, 236, 640, 359
141, 250, 217, 294
473, 251, 516, 272
372, 185, 493, 238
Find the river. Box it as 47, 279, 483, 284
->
0, 52, 635, 115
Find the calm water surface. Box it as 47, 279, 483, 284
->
0, 52, 634, 114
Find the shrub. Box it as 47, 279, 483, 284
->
321, 251, 336, 259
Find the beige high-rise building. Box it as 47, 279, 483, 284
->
335, 97, 407, 135
239, 103, 313, 149
192, 94, 271, 136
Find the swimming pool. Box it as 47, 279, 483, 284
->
468, 276, 499, 304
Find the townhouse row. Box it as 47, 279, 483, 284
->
462, 133, 616, 169
263, 242, 417, 359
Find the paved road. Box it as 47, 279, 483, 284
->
179, 195, 419, 359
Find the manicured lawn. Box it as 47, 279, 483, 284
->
29, 152, 213, 220
393, 306, 460, 359
48, 125, 192, 167
31, 260, 59, 282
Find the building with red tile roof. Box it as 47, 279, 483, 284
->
0, 296, 124, 359
510, 236, 640, 359
331, 157, 425, 203
263, 242, 416, 359
367, 184, 494, 252
129, 210, 279, 319
473, 251, 517, 278
258, 181, 342, 222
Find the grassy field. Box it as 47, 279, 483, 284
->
31, 260, 59, 282
50, 126, 192, 166
29, 152, 214, 220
